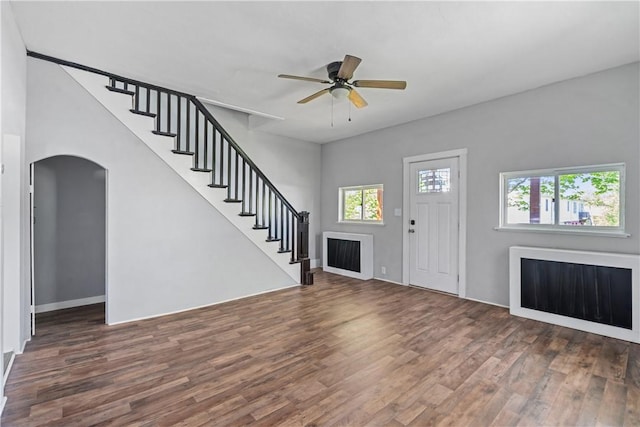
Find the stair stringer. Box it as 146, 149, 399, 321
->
61, 65, 300, 283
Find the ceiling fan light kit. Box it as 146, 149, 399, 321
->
278, 54, 407, 110
330, 86, 350, 100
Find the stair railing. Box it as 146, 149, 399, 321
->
28, 51, 312, 285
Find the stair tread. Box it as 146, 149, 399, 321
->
239, 212, 256, 217
208, 184, 228, 189
171, 150, 194, 156
224, 198, 242, 203
130, 109, 156, 118
152, 130, 177, 137
252, 226, 269, 230
266, 238, 281, 242
191, 167, 213, 172
106, 86, 135, 96
278, 249, 292, 254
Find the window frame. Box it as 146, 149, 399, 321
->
498, 163, 626, 236
338, 184, 384, 225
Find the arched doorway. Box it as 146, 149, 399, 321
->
31, 155, 106, 332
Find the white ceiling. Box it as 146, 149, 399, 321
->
10, 1, 640, 144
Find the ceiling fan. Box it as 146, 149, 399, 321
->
278, 54, 406, 109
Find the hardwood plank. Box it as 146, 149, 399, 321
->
394, 401, 428, 425
593, 337, 630, 382
624, 385, 640, 427
471, 386, 513, 426
538, 376, 583, 426
437, 379, 502, 426
489, 393, 527, 426
627, 340, 640, 388
595, 379, 628, 426
574, 374, 607, 426
2, 271, 638, 426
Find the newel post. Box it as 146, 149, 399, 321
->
297, 211, 313, 285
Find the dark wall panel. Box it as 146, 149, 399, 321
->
521, 258, 632, 329
327, 238, 361, 273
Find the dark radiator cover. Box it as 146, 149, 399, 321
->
327, 238, 361, 273
521, 258, 632, 330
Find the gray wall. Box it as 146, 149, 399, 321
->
321, 63, 640, 306
27, 58, 299, 324
34, 156, 106, 306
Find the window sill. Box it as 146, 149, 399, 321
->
494, 226, 630, 238
338, 221, 385, 226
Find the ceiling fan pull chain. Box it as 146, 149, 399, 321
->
348, 102, 352, 122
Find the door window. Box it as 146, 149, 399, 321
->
417, 168, 451, 193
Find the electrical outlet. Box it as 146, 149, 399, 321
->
381, 266, 386, 275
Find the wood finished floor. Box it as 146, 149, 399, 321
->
2, 271, 639, 426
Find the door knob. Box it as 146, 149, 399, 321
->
408, 229, 415, 233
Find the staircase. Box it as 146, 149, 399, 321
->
28, 51, 312, 285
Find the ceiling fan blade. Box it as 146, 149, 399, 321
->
298, 88, 331, 104
348, 89, 368, 109
352, 80, 407, 90
278, 74, 331, 84
337, 55, 362, 80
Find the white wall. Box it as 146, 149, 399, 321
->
1, 137, 22, 354
27, 58, 300, 324
1, 0, 28, 369
321, 63, 640, 306
203, 105, 322, 266
34, 156, 106, 306
1, 0, 28, 408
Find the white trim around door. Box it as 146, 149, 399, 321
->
402, 148, 467, 298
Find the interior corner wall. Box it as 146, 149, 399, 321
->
27, 58, 296, 324
1, 0, 28, 365
321, 63, 640, 306
202, 105, 323, 267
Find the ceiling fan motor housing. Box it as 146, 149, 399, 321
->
327, 61, 344, 82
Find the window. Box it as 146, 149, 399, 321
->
339, 184, 383, 224
500, 164, 625, 233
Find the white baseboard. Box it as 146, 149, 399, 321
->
0, 396, 7, 417
3, 353, 15, 381
464, 296, 509, 309
373, 276, 405, 286
310, 258, 320, 269
35, 295, 106, 313
18, 339, 27, 354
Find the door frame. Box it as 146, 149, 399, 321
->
402, 148, 468, 297
29, 163, 35, 335
29, 156, 110, 333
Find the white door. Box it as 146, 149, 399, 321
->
409, 157, 459, 294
